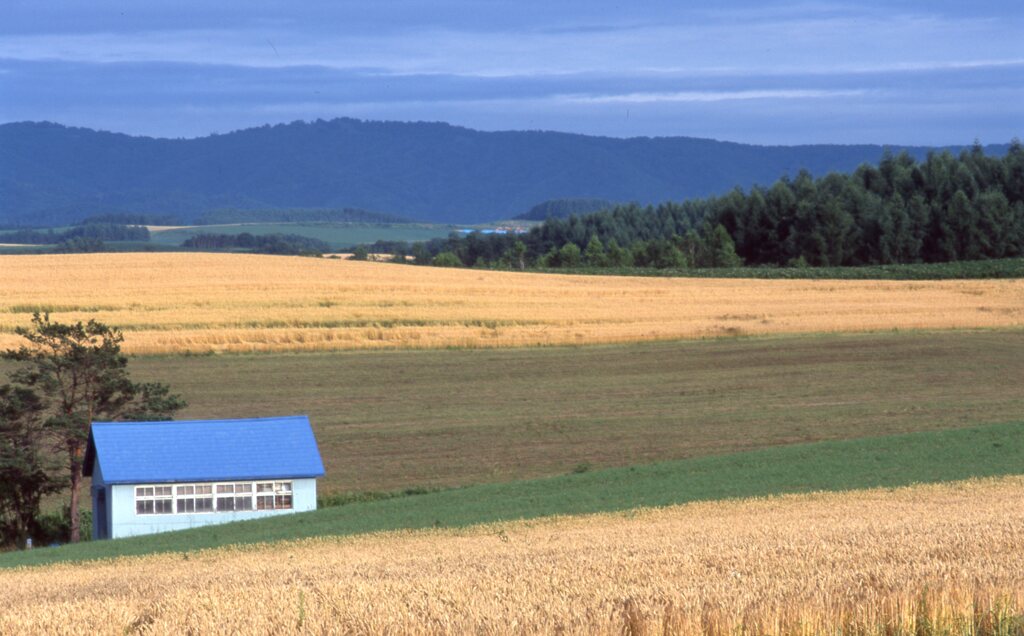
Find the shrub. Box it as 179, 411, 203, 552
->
33, 507, 92, 546
432, 252, 463, 267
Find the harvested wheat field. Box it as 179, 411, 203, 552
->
3, 478, 1024, 635
0, 253, 1022, 353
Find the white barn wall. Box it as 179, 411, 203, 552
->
108, 478, 318, 539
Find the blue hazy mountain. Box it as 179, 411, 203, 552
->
0, 118, 1009, 226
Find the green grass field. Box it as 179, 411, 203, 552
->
120, 330, 1024, 493
148, 222, 454, 249
4, 420, 1023, 569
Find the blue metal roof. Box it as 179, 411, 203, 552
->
84, 416, 325, 484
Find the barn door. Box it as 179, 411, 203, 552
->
95, 488, 108, 539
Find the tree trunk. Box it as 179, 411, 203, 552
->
15, 490, 36, 548
14, 501, 29, 550
68, 445, 83, 543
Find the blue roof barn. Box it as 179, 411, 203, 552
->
85, 415, 325, 540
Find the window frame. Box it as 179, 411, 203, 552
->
134, 485, 173, 515
256, 481, 294, 511
133, 480, 293, 516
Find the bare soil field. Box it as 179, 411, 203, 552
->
118, 330, 1024, 492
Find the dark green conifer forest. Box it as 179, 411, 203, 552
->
410, 144, 1024, 270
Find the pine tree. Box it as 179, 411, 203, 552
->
740, 188, 771, 264
0, 385, 61, 548
509, 240, 528, 270
706, 224, 742, 268
975, 189, 1010, 257
885, 194, 921, 263
677, 230, 704, 267
927, 200, 959, 262
604, 239, 631, 267
583, 236, 606, 267
558, 242, 583, 268
950, 190, 981, 260
2, 315, 185, 543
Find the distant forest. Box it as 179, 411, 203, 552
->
0, 223, 149, 246
182, 232, 330, 255
400, 144, 1024, 269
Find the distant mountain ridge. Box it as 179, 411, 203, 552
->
0, 119, 1010, 226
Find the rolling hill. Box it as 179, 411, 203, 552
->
0, 118, 1009, 226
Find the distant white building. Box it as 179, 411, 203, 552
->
85, 415, 325, 540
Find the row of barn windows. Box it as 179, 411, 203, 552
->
134, 481, 293, 515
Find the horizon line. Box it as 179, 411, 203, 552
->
2, 117, 1018, 149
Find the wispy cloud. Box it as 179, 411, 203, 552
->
560, 89, 867, 104
0, 7, 1020, 77
0, 1, 1020, 143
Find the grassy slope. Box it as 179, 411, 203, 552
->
148, 222, 453, 249
122, 330, 1024, 493
4, 421, 1024, 569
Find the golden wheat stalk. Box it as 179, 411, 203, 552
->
2, 477, 1023, 635
0, 253, 1021, 354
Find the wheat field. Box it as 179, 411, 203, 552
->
0, 253, 1022, 353
2, 478, 1023, 635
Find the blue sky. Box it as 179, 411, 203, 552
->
1, 1, 1021, 144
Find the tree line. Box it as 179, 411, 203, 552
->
182, 232, 330, 255
0, 223, 150, 246
390, 143, 1024, 269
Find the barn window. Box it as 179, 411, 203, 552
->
135, 485, 173, 515
137, 481, 288, 515
235, 483, 254, 511
214, 483, 256, 511
215, 483, 235, 511
256, 482, 293, 510
175, 484, 214, 513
